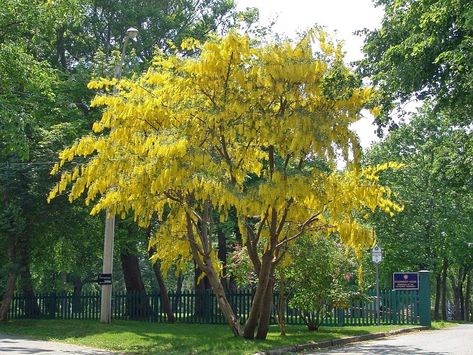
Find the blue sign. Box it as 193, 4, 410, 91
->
393, 272, 419, 290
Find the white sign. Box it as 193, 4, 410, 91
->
371, 245, 383, 264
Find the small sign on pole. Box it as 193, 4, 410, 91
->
371, 245, 383, 264
97, 273, 112, 285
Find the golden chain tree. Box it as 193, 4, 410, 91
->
50, 31, 402, 339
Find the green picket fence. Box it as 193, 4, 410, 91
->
7, 289, 420, 326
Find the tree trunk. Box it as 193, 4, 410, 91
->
459, 282, 465, 321
0, 272, 17, 322
120, 251, 150, 319
56, 26, 67, 69
434, 272, 441, 321
121, 252, 146, 291
217, 226, 229, 292
204, 255, 241, 336
277, 277, 287, 336
441, 258, 448, 320
185, 211, 241, 336
174, 272, 184, 313
71, 276, 83, 314
228, 212, 242, 293
0, 238, 18, 322
18, 234, 40, 318
148, 247, 174, 323
307, 323, 318, 331
243, 252, 273, 339
256, 277, 274, 339
449, 273, 461, 321
194, 265, 211, 319
465, 272, 471, 322
227, 212, 243, 293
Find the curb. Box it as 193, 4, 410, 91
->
255, 326, 429, 354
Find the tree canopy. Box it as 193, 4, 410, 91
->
361, 0, 473, 127
365, 106, 473, 320
50, 31, 402, 338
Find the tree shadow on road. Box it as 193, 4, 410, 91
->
320, 343, 445, 355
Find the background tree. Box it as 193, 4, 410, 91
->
361, 0, 473, 128
0, 0, 84, 321
1, 0, 251, 320
365, 107, 473, 321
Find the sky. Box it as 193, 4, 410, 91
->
235, 0, 385, 149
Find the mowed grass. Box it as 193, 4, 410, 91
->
0, 319, 421, 354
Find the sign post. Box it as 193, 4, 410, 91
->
418, 270, 431, 327
371, 245, 382, 325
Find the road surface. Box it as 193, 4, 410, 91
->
312, 324, 473, 355
0, 333, 116, 354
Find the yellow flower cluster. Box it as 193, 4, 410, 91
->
50, 30, 402, 270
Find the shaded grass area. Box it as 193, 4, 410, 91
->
0, 319, 419, 354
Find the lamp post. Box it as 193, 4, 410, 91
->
100, 27, 138, 324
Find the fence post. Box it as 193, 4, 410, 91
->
418, 270, 431, 327
337, 308, 345, 326
391, 290, 397, 324
49, 292, 56, 319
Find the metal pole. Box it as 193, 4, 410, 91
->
100, 214, 115, 323
100, 34, 132, 324
376, 262, 380, 325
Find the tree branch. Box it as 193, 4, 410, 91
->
274, 212, 323, 249
245, 221, 262, 274
185, 212, 206, 270
275, 198, 293, 237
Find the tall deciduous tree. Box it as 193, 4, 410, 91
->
366, 107, 473, 320
50, 31, 402, 338
0, 0, 82, 321
361, 0, 473, 128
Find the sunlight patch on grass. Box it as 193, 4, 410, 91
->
0, 319, 418, 354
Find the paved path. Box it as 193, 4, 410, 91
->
0, 333, 116, 354
312, 324, 473, 355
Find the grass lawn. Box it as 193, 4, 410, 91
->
430, 320, 461, 329
0, 319, 425, 354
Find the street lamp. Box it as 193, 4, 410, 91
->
100, 27, 138, 324
114, 27, 139, 78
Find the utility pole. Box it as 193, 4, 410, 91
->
100, 27, 138, 324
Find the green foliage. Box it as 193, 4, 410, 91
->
227, 243, 256, 288
0, 41, 56, 159
56, 0, 249, 69
365, 106, 473, 285
361, 0, 473, 127
0, 0, 249, 300
284, 235, 358, 331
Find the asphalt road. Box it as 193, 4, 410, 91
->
0, 333, 116, 354
312, 324, 473, 355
